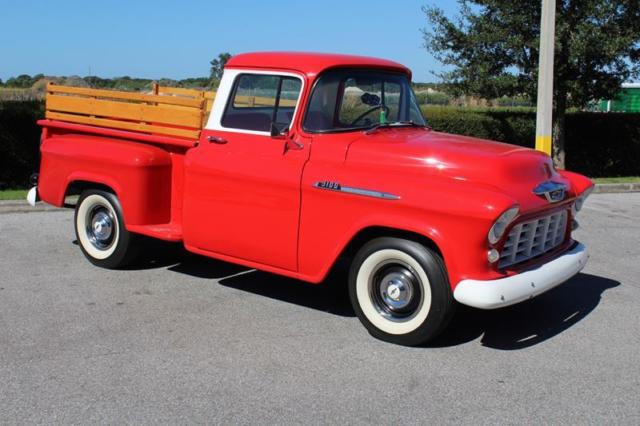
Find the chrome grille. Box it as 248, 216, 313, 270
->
499, 210, 568, 269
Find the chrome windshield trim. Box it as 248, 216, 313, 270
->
313, 182, 400, 200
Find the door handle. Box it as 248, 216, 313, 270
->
207, 135, 228, 144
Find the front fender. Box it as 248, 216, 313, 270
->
557, 169, 594, 196
298, 173, 516, 286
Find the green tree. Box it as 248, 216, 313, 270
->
422, 0, 640, 167
210, 52, 232, 82
6, 74, 34, 88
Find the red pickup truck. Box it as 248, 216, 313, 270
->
30, 52, 593, 345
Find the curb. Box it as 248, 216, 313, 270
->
592, 182, 640, 194
0, 196, 77, 214
1, 184, 639, 214
0, 201, 64, 214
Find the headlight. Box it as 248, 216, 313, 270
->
572, 185, 594, 215
488, 206, 519, 244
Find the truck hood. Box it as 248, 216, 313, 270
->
345, 128, 573, 210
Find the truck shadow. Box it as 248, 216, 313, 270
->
127, 242, 619, 350
429, 273, 620, 350
162, 247, 355, 317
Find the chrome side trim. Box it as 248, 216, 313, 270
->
340, 186, 401, 200
313, 182, 400, 200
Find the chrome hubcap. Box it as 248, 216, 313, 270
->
370, 261, 422, 320
86, 206, 116, 250
380, 273, 414, 310
92, 212, 112, 239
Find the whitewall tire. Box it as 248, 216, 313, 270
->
349, 237, 455, 346
74, 190, 138, 269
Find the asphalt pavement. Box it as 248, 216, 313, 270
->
1, 193, 638, 424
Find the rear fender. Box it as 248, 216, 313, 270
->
38, 135, 172, 226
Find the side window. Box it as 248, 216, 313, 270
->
221, 74, 302, 132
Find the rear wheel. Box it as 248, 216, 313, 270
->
348, 237, 455, 346
74, 190, 138, 269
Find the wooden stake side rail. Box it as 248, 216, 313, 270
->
46, 83, 208, 140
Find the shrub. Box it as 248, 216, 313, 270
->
0, 100, 44, 189
425, 92, 452, 106
495, 96, 534, 108
423, 106, 640, 177
0, 102, 638, 190
423, 106, 536, 147
415, 91, 452, 106
565, 113, 640, 177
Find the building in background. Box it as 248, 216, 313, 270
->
597, 83, 640, 112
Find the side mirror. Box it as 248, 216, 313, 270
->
270, 122, 288, 138
271, 122, 303, 151
285, 139, 304, 151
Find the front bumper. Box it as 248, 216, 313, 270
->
453, 243, 588, 309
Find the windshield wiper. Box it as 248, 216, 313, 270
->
364, 121, 427, 135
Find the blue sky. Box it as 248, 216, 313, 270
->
0, 0, 459, 83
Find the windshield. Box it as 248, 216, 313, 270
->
303, 69, 426, 133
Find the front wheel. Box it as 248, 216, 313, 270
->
74, 190, 138, 269
348, 237, 455, 346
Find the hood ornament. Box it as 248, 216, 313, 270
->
533, 181, 567, 203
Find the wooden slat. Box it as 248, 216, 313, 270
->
47, 94, 203, 127
46, 111, 201, 139
47, 83, 203, 108
158, 86, 215, 97
156, 86, 217, 113
158, 86, 205, 97
204, 92, 216, 113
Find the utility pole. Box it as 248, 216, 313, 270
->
535, 0, 556, 156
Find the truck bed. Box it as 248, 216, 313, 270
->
36, 84, 223, 243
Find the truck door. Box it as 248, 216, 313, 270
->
183, 71, 308, 272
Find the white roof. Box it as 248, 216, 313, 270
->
621, 83, 640, 89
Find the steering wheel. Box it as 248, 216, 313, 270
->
350, 105, 390, 126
